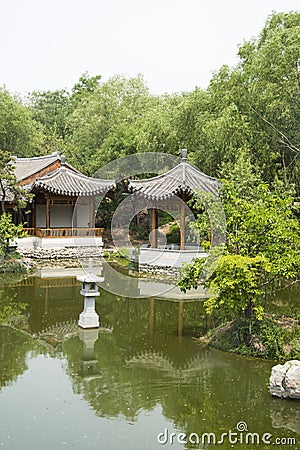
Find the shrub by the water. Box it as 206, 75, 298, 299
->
0, 253, 26, 274
209, 316, 300, 360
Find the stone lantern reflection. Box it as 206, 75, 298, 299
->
79, 328, 99, 375
77, 259, 104, 329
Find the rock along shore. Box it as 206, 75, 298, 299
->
270, 360, 300, 400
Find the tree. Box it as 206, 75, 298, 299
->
66, 74, 153, 173
70, 72, 101, 107
134, 94, 181, 155
178, 12, 300, 188
29, 89, 70, 139
179, 153, 300, 320
0, 88, 43, 157
238, 12, 300, 188
0, 213, 24, 256
0, 150, 30, 214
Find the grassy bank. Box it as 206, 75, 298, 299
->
0, 252, 27, 274
202, 315, 300, 361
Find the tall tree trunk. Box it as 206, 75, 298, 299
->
0, 179, 6, 214
245, 299, 254, 319
281, 151, 288, 188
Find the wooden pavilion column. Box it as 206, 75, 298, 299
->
32, 202, 36, 228
72, 202, 77, 228
151, 208, 158, 248
180, 203, 185, 250
89, 197, 95, 227
45, 196, 50, 228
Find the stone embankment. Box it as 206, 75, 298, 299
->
138, 263, 180, 280
18, 246, 102, 260
18, 246, 104, 271
18, 246, 181, 280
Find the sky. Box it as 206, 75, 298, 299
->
1, 0, 299, 96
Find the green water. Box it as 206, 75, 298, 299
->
0, 271, 299, 449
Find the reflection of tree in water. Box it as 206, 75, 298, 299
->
99, 294, 208, 341
60, 305, 290, 442
0, 275, 28, 326
2, 276, 299, 443
0, 326, 41, 390
0, 275, 36, 389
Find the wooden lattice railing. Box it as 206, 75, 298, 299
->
23, 227, 104, 238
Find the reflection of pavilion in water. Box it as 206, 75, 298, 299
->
4, 273, 300, 442
15, 260, 210, 306
97, 259, 210, 300
12, 265, 213, 384
35, 323, 215, 384
126, 349, 218, 379
37, 262, 207, 343
12, 262, 210, 343
7, 275, 297, 438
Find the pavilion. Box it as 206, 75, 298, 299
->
5, 152, 114, 248
129, 149, 220, 267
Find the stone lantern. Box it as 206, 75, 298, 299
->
77, 260, 104, 329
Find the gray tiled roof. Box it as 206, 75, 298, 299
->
13, 152, 61, 181
129, 159, 220, 200
2, 153, 114, 201
33, 166, 115, 196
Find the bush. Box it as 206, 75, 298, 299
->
0, 256, 26, 274
0, 213, 25, 256
209, 316, 300, 360
166, 223, 180, 243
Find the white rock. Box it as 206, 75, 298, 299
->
270, 360, 300, 399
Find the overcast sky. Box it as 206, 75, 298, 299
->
1, 0, 299, 96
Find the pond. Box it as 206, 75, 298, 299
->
0, 266, 299, 449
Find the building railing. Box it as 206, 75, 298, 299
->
23, 227, 104, 238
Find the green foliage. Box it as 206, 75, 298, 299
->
96, 187, 125, 228
209, 316, 300, 360
66, 74, 152, 174
204, 254, 270, 320
0, 302, 27, 324
70, 72, 101, 107
179, 152, 300, 321
0, 256, 26, 274
129, 223, 148, 241
0, 150, 32, 213
0, 88, 43, 157
29, 89, 70, 139
157, 211, 173, 227
0, 213, 24, 256
166, 223, 180, 244
134, 94, 181, 155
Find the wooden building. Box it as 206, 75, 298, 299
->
6, 152, 114, 247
